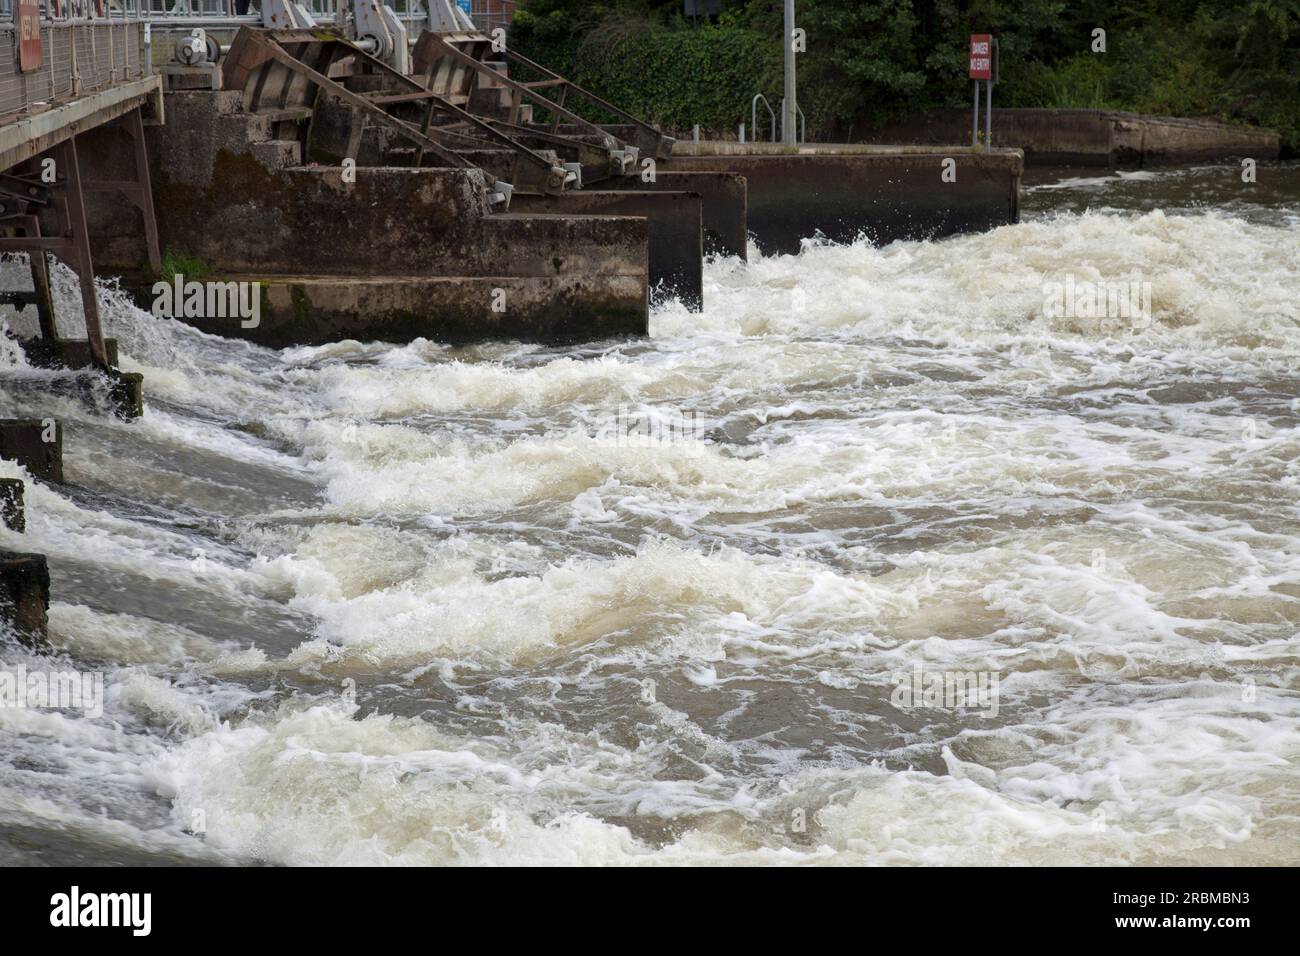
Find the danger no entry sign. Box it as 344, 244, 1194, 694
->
969, 34, 992, 80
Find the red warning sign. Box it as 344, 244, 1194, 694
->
969, 34, 992, 80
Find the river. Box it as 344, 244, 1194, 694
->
1, 162, 1297, 865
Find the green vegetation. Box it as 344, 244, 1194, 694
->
508, 9, 771, 135
509, 0, 1300, 153
158, 251, 211, 283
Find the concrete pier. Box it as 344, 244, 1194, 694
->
664, 142, 1022, 255
0, 550, 49, 647
0, 420, 62, 484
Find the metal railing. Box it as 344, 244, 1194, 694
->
751, 93, 774, 142
134, 0, 515, 28
466, 0, 513, 33
0, 0, 149, 18
0, 0, 523, 111
0, 3, 149, 117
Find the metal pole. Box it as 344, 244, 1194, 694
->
985, 75, 992, 146
128, 107, 162, 275
972, 80, 979, 147
782, 0, 796, 145
60, 137, 110, 372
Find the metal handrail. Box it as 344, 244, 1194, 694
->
0, 0, 520, 22
751, 93, 775, 143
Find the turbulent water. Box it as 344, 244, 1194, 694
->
1, 163, 1298, 866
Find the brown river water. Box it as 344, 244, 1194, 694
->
1, 162, 1297, 865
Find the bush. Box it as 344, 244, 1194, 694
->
511, 9, 776, 136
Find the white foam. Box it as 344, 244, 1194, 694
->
3, 206, 1298, 865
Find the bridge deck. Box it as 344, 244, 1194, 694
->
0, 15, 159, 173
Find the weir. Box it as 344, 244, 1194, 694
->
0, 0, 1024, 639
80, 0, 1021, 345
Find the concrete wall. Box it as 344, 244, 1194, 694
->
665, 145, 1022, 255
867, 108, 1281, 166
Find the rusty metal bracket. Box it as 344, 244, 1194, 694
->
413, 31, 675, 164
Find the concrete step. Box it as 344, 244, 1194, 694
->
618, 171, 748, 259
514, 190, 705, 310
217, 111, 277, 143
171, 273, 648, 348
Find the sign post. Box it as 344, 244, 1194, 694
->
968, 33, 996, 147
